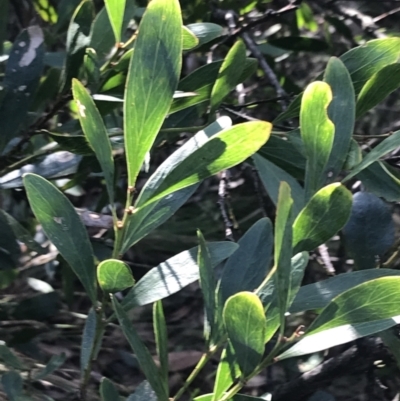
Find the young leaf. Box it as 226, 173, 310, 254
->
124, 0, 182, 187
97, 259, 135, 293
278, 276, 400, 359
219, 218, 273, 304
61, 0, 94, 92
104, 0, 126, 43
198, 230, 217, 345
210, 40, 246, 114
72, 79, 115, 205
323, 57, 355, 183
112, 296, 169, 401
0, 26, 44, 153
100, 377, 120, 401
223, 292, 266, 377
140, 121, 272, 208
122, 242, 238, 310
357, 63, 400, 118
153, 301, 168, 386
274, 182, 294, 323
301, 81, 335, 199
293, 183, 352, 254
253, 154, 304, 216
291, 269, 400, 314
343, 130, 400, 182
342, 191, 395, 269
23, 174, 97, 303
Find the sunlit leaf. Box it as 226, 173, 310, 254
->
97, 259, 135, 293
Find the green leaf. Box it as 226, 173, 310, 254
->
153, 301, 168, 387
274, 182, 294, 325
223, 292, 266, 377
182, 26, 199, 50
23, 173, 97, 303
187, 23, 223, 47
323, 57, 355, 183
291, 269, 400, 314
62, 0, 94, 92
301, 81, 335, 199
380, 329, 400, 369
81, 308, 97, 377
97, 259, 135, 293
124, 0, 182, 187
1, 371, 23, 401
198, 231, 217, 345
100, 377, 120, 401
212, 344, 241, 401
112, 296, 169, 401
0, 26, 44, 152
140, 121, 272, 208
342, 191, 395, 269
269, 37, 329, 52
104, 0, 126, 43
343, 130, 400, 182
357, 63, 400, 118
32, 353, 67, 381
72, 79, 115, 205
0, 344, 26, 370
210, 40, 246, 114
122, 242, 238, 310
278, 276, 400, 359
220, 218, 273, 304
253, 154, 304, 216
293, 183, 352, 254
126, 381, 157, 401
120, 117, 232, 254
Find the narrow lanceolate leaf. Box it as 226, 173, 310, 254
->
140, 121, 272, 208
112, 296, 169, 401
357, 63, 400, 118
323, 57, 355, 183
153, 301, 168, 387
104, 0, 126, 43
293, 183, 352, 254
198, 231, 217, 345
62, 0, 94, 92
81, 308, 97, 377
343, 130, 400, 182
72, 79, 115, 205
274, 182, 294, 323
301, 81, 335, 200
0, 26, 44, 153
124, 0, 182, 187
210, 40, 246, 114
100, 377, 120, 401
97, 259, 135, 293
223, 292, 266, 377
23, 174, 97, 303
220, 218, 273, 304
278, 276, 400, 360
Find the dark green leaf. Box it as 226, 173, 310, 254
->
293, 183, 352, 253
72, 79, 115, 205
323, 57, 355, 183
1, 371, 23, 401
23, 174, 97, 303
269, 37, 329, 52
301, 81, 334, 199
100, 377, 120, 401
0, 210, 21, 270
220, 218, 273, 304
210, 40, 246, 114
254, 154, 304, 216
61, 0, 94, 92
380, 329, 400, 369
342, 191, 395, 269
223, 292, 266, 377
357, 64, 400, 118
122, 242, 238, 310
104, 0, 126, 43
291, 269, 400, 314
153, 301, 168, 386
124, 0, 182, 187
187, 23, 223, 47
33, 353, 66, 381
0, 26, 44, 152
112, 296, 169, 401
97, 259, 135, 293
81, 308, 97, 377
